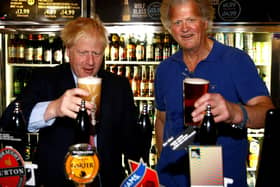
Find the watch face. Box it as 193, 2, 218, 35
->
0, 147, 26, 187
64, 143, 100, 184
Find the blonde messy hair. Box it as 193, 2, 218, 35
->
61, 16, 108, 49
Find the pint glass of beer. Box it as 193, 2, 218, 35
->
184, 78, 209, 126
77, 76, 102, 125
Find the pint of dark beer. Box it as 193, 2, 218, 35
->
184, 78, 209, 126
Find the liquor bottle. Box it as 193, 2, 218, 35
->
136, 34, 145, 61
137, 102, 153, 166
148, 65, 155, 97
154, 33, 163, 61
140, 65, 148, 96
110, 33, 119, 61
127, 34, 136, 61
162, 32, 171, 60
147, 100, 155, 126
119, 33, 127, 61
34, 34, 44, 64
109, 65, 117, 74
122, 0, 131, 21
8, 33, 17, 63
5, 101, 27, 156
117, 65, 125, 77
25, 34, 34, 64
52, 36, 63, 64
145, 33, 154, 61
104, 34, 112, 61
43, 34, 54, 64
75, 100, 91, 143
63, 46, 70, 63
131, 66, 141, 96
16, 33, 25, 63
199, 104, 217, 145
125, 66, 132, 86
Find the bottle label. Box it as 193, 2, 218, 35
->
148, 82, 154, 96
44, 50, 52, 63
163, 47, 171, 60
140, 82, 147, 96
127, 44, 136, 60
8, 46, 16, 59
25, 47, 34, 61
155, 47, 162, 61
104, 46, 110, 60
17, 46, 25, 59
146, 45, 154, 60
34, 47, 43, 61
110, 47, 119, 61
136, 45, 145, 61
119, 47, 127, 61
53, 50, 63, 63
131, 81, 139, 96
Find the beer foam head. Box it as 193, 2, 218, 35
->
184, 78, 209, 85
78, 76, 102, 84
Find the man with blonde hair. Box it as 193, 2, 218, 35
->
1, 16, 142, 186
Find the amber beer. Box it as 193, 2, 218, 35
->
77, 77, 102, 125
184, 78, 209, 126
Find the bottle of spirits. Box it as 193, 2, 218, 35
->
148, 65, 155, 97
43, 34, 54, 64
199, 104, 217, 145
25, 34, 34, 64
110, 33, 119, 61
145, 33, 154, 61
117, 65, 125, 77
136, 35, 145, 61
119, 33, 127, 61
34, 34, 44, 64
140, 65, 148, 97
162, 32, 171, 60
127, 34, 136, 61
125, 65, 132, 86
122, 0, 131, 21
16, 33, 25, 63
52, 36, 63, 64
131, 66, 140, 96
154, 33, 163, 61
8, 33, 17, 63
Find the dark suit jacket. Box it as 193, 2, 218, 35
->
1, 63, 141, 187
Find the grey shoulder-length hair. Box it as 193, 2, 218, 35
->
160, 0, 215, 32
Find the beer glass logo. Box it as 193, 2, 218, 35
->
27, 0, 35, 6
0, 147, 26, 187
65, 144, 100, 184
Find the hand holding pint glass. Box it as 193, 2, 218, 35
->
184, 78, 209, 127
77, 76, 102, 126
